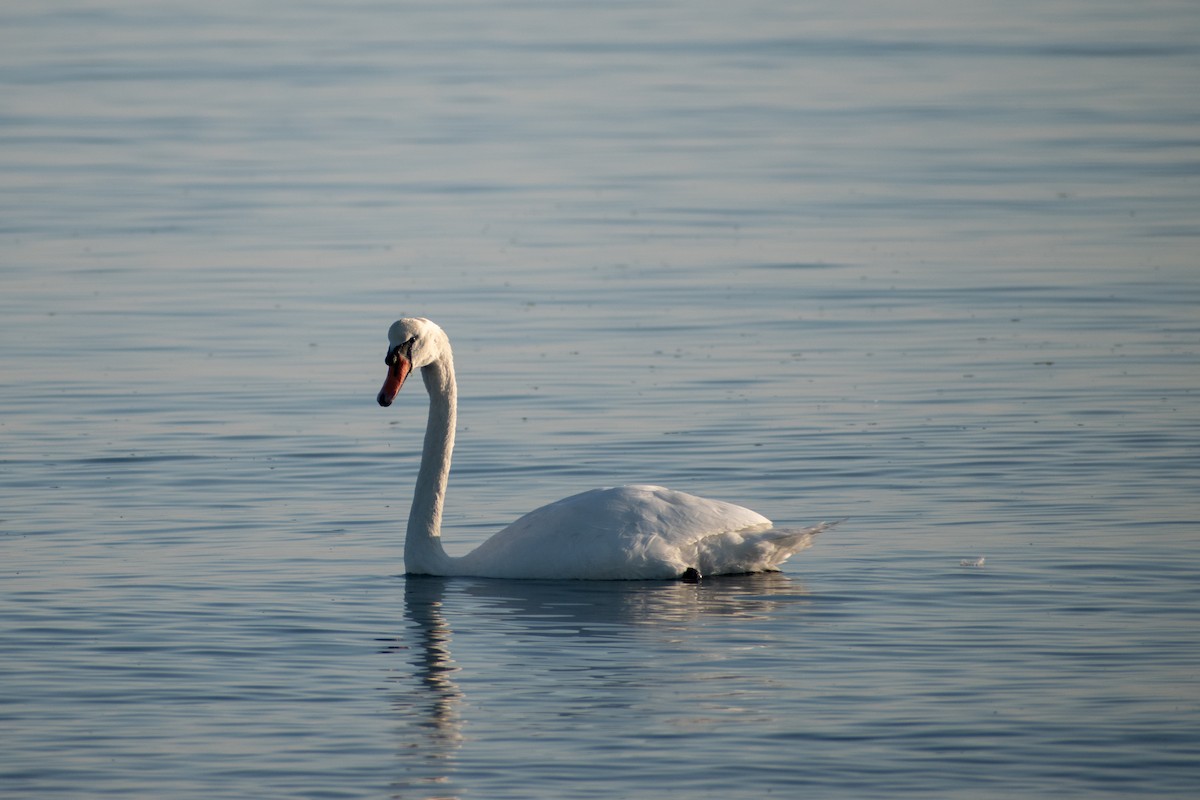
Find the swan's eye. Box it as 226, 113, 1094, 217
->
385, 338, 417, 366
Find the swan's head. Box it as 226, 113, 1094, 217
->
377, 317, 449, 407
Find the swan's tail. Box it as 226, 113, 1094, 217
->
763, 519, 839, 564
696, 520, 840, 576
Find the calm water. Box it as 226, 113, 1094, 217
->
3, 0, 1199, 797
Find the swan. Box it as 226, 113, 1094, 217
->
377, 317, 830, 580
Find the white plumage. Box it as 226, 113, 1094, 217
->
377, 317, 828, 580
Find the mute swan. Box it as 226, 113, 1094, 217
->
377, 317, 829, 580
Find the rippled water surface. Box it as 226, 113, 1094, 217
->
3, 1, 1199, 797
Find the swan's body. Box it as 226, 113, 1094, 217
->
378, 317, 827, 580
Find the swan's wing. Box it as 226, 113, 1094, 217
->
456, 485, 778, 579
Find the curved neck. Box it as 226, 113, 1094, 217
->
405, 355, 457, 574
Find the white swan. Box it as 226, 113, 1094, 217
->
377, 317, 829, 580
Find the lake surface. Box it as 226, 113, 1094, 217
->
2, 0, 1199, 797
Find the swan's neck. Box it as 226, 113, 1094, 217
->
405, 355, 457, 574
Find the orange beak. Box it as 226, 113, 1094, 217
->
377, 350, 412, 407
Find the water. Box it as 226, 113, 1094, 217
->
2, 0, 1199, 796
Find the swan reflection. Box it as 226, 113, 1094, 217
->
385, 573, 811, 797
446, 570, 809, 630
381, 578, 466, 799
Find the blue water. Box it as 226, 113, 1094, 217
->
3, 0, 1199, 797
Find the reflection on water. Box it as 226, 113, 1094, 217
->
387, 573, 812, 797
383, 578, 467, 798
449, 571, 811, 628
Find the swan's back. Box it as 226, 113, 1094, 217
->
453, 485, 817, 580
